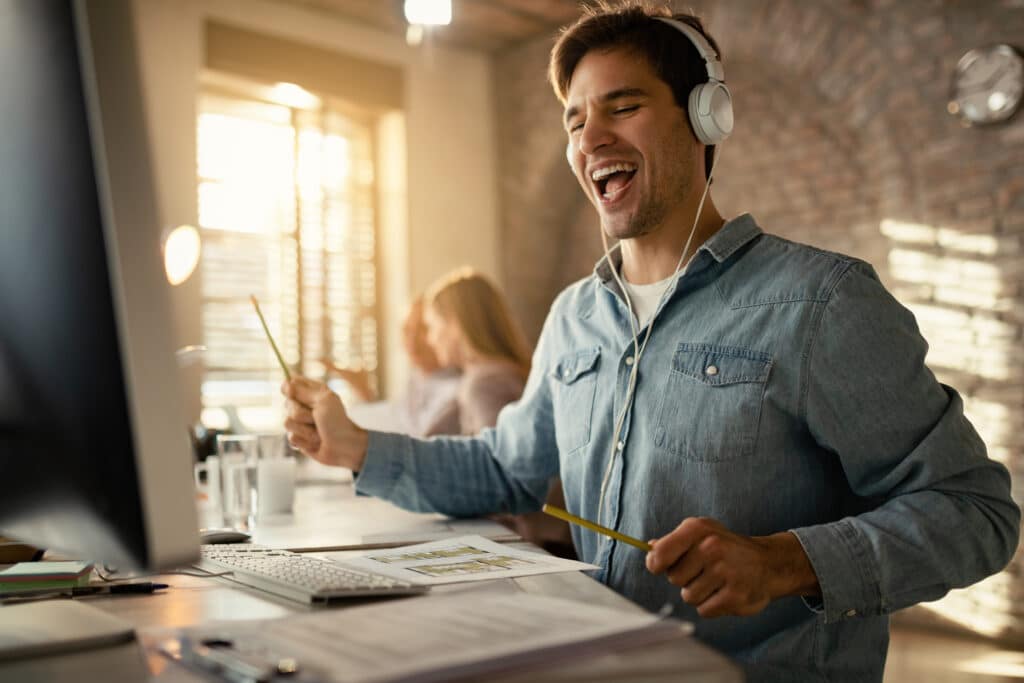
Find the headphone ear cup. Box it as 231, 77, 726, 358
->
687, 82, 733, 146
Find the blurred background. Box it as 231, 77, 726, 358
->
136, 0, 1024, 676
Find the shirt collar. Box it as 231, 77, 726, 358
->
593, 213, 763, 283
702, 213, 762, 263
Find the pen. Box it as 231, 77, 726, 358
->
250, 294, 292, 381
88, 581, 170, 595
542, 504, 653, 552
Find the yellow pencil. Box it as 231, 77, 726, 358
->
542, 504, 652, 552
250, 295, 291, 381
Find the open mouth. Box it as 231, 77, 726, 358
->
591, 162, 637, 202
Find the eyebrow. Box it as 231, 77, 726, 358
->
563, 87, 650, 126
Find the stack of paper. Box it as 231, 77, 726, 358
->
0, 561, 93, 594
162, 591, 691, 683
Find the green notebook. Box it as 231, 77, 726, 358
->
0, 561, 94, 593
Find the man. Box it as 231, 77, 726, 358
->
284, 4, 1019, 680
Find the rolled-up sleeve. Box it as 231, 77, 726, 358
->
791, 262, 1020, 624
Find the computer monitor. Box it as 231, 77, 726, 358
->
0, 0, 198, 571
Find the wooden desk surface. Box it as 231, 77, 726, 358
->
9, 483, 742, 682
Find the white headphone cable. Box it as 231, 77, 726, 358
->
593, 145, 721, 536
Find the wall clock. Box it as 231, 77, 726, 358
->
948, 44, 1023, 125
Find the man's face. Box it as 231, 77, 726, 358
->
564, 48, 700, 240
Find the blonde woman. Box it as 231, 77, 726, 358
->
421, 268, 531, 435
422, 268, 573, 556
323, 296, 461, 437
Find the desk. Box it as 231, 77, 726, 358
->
245, 478, 519, 551
5, 483, 742, 683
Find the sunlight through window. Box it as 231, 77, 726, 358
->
196, 88, 379, 430
882, 217, 1019, 639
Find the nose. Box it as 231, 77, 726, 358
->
578, 113, 614, 157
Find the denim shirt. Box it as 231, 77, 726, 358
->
357, 214, 1020, 681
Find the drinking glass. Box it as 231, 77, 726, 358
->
216, 434, 258, 530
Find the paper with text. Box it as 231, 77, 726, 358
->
338, 535, 597, 585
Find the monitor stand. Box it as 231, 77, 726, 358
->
0, 600, 136, 660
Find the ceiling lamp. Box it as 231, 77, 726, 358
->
404, 0, 452, 26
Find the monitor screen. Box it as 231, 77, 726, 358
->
0, 0, 198, 570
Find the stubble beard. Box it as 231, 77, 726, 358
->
601, 197, 667, 241
602, 152, 696, 242
594, 120, 699, 242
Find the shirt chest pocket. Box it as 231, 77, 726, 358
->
654, 343, 772, 462
551, 347, 601, 455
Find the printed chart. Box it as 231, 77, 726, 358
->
339, 535, 598, 585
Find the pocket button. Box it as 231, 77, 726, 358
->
705, 364, 719, 376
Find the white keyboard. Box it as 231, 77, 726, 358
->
196, 545, 427, 604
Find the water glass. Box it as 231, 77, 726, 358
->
217, 434, 258, 530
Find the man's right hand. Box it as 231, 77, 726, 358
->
283, 377, 368, 471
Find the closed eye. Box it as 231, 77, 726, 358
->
614, 105, 639, 115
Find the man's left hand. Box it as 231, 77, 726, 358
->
645, 517, 820, 618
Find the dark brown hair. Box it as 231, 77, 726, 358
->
549, 1, 722, 178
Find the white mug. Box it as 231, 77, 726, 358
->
256, 457, 296, 517
253, 433, 297, 518
193, 454, 222, 524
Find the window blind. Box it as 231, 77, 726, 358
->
197, 90, 379, 429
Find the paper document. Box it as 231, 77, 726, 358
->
161, 591, 692, 683
358, 518, 521, 547
339, 535, 597, 585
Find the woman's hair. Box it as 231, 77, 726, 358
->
425, 268, 532, 377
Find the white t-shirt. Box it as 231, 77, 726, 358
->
622, 272, 679, 328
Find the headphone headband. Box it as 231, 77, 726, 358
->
653, 17, 725, 83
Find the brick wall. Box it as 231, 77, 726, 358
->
493, 0, 1024, 642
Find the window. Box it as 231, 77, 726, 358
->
196, 85, 379, 430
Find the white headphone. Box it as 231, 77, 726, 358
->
564, 15, 733, 165
655, 17, 734, 146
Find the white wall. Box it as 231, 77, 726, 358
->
133, 0, 501, 409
